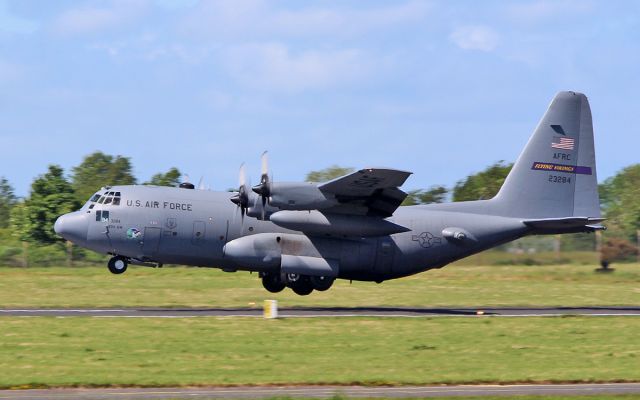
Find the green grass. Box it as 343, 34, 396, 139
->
0, 263, 639, 308
457, 250, 601, 266
260, 398, 640, 400
257, 397, 640, 400
1, 316, 640, 389
244, 397, 640, 400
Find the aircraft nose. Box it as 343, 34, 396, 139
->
54, 211, 88, 244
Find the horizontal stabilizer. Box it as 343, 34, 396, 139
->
523, 217, 606, 231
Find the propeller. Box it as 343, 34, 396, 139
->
252, 151, 272, 219
230, 163, 250, 220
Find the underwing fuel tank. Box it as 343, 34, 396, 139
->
269, 210, 410, 237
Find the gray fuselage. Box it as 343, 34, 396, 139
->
63, 184, 530, 282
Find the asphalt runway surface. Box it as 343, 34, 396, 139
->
2, 306, 640, 317
2, 384, 640, 399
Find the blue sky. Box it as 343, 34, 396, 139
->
1, 0, 639, 197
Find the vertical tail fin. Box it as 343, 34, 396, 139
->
493, 91, 600, 219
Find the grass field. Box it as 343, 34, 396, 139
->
255, 397, 640, 400
0, 263, 638, 308
1, 316, 639, 389
2, 264, 638, 391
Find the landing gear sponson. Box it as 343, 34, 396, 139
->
260, 272, 335, 296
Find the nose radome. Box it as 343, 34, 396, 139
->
54, 211, 88, 245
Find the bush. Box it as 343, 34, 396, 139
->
601, 237, 638, 263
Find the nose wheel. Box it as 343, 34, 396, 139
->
108, 256, 128, 274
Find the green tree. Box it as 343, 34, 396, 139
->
402, 186, 448, 206
9, 202, 31, 267
144, 167, 182, 187
72, 152, 136, 202
22, 165, 79, 244
599, 164, 640, 240
0, 177, 16, 228
452, 161, 513, 201
9, 201, 30, 242
305, 165, 355, 183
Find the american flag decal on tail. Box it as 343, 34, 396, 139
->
551, 136, 575, 150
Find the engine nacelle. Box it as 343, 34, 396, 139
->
270, 210, 410, 237
268, 182, 337, 210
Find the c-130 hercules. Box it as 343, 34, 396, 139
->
55, 91, 603, 295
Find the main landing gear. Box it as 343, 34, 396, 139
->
260, 272, 335, 295
107, 256, 128, 274
261, 273, 286, 293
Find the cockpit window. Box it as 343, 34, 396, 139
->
100, 192, 121, 207
84, 191, 122, 212
95, 210, 109, 222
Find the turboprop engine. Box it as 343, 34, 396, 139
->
262, 182, 338, 211
269, 210, 409, 237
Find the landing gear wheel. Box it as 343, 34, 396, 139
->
310, 276, 334, 291
108, 256, 128, 274
289, 275, 314, 296
262, 273, 286, 293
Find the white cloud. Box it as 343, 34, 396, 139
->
449, 25, 500, 52
222, 43, 370, 92
179, 0, 431, 39
51, 0, 149, 35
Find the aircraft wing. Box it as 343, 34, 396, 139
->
318, 168, 412, 217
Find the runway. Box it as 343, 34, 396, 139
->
2, 383, 640, 399
1, 306, 640, 317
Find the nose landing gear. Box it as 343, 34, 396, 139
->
107, 256, 128, 274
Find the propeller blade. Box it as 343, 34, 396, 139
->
261, 151, 269, 180
231, 162, 251, 215
239, 163, 246, 187
253, 151, 271, 212
197, 176, 205, 190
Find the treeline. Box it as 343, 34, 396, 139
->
1, 154, 639, 266
0, 152, 182, 266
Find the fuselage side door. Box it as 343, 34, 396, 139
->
142, 227, 162, 259
192, 221, 206, 245
375, 236, 395, 277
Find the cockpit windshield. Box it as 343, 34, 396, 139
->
82, 190, 122, 210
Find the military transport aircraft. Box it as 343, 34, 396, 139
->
55, 91, 603, 295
